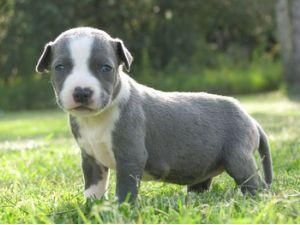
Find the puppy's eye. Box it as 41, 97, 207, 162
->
100, 65, 112, 73
55, 64, 65, 72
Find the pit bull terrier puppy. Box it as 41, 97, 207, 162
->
36, 27, 273, 203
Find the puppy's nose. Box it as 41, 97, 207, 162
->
73, 87, 93, 104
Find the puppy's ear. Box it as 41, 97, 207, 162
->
36, 42, 53, 73
114, 38, 133, 72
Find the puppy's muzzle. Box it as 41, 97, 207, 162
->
73, 87, 94, 104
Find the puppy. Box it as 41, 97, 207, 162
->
36, 27, 273, 203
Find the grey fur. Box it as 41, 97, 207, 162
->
112, 81, 272, 200
36, 27, 273, 203
257, 124, 273, 186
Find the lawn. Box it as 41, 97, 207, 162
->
0, 91, 299, 223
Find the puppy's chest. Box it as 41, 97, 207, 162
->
76, 110, 119, 169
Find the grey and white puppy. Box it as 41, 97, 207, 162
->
36, 27, 273, 203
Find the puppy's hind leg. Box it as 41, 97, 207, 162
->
224, 149, 264, 195
187, 178, 212, 193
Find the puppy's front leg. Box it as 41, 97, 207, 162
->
81, 151, 109, 199
113, 114, 147, 203
114, 138, 147, 203
115, 162, 144, 203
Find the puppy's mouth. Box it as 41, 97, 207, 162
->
72, 105, 94, 111
68, 105, 97, 113
66, 105, 98, 117
61, 96, 110, 116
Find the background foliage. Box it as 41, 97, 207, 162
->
0, 0, 281, 110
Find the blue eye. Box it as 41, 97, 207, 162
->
100, 65, 112, 73
55, 64, 65, 72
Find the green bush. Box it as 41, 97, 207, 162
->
136, 58, 282, 95
0, 76, 55, 111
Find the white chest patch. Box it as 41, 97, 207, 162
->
76, 105, 120, 169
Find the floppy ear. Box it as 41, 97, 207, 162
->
36, 42, 53, 73
114, 38, 133, 72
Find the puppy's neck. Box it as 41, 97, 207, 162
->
112, 70, 131, 106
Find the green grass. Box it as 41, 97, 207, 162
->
0, 91, 299, 223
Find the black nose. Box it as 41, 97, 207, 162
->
73, 87, 93, 104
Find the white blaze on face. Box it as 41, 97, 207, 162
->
60, 37, 102, 111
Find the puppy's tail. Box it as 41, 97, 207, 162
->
257, 123, 273, 187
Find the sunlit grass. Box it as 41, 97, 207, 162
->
0, 91, 299, 223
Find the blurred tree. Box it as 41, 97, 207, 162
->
276, 0, 292, 83
276, 0, 300, 92
291, 0, 300, 91
0, 1, 16, 84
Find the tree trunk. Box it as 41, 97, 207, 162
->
291, 0, 300, 89
276, 0, 293, 84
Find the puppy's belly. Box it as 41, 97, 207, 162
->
144, 161, 224, 185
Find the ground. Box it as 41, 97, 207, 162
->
0, 92, 299, 223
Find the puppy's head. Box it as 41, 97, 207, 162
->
36, 27, 132, 117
